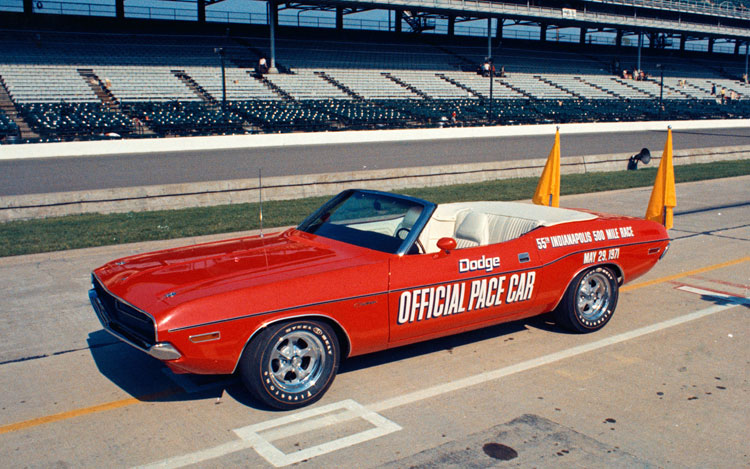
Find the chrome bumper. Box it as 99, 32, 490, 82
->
89, 288, 182, 361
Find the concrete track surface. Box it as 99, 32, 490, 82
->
3, 126, 750, 197
0, 176, 748, 468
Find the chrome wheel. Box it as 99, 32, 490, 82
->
240, 320, 340, 410
554, 266, 619, 333
576, 270, 612, 322
267, 329, 326, 394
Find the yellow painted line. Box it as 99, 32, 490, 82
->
2, 256, 749, 436
0, 389, 177, 436
621, 256, 750, 292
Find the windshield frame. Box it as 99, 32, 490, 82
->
297, 189, 436, 256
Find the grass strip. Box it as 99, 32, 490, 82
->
1, 159, 748, 258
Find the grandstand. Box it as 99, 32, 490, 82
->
1, 0, 750, 142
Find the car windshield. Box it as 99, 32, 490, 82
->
298, 190, 429, 254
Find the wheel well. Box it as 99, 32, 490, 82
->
313, 316, 351, 359
602, 263, 625, 285
233, 314, 352, 374
550, 263, 624, 312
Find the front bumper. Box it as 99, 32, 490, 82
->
89, 288, 182, 361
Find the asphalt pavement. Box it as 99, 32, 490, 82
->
0, 176, 748, 468
3, 127, 750, 196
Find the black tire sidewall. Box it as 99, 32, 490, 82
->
570, 266, 618, 331
241, 320, 339, 410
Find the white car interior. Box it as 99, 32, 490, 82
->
418, 201, 599, 253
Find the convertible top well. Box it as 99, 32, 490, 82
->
419, 201, 598, 253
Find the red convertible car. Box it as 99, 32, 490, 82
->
90, 189, 669, 409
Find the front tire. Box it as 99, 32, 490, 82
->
239, 320, 340, 410
554, 266, 619, 333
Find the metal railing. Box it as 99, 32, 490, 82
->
586, 0, 750, 21
1, 0, 748, 39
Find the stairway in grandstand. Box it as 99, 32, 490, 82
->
0, 75, 37, 139
78, 69, 121, 109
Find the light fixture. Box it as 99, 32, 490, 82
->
627, 148, 651, 170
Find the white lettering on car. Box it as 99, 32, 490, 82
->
536, 225, 635, 250
459, 255, 501, 273
397, 271, 536, 324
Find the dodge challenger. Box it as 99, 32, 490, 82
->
90, 189, 669, 409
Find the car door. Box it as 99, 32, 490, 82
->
387, 237, 540, 346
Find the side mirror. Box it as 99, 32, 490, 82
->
437, 237, 457, 253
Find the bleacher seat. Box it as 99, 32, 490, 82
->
0, 109, 19, 138
19, 102, 133, 139
2, 27, 750, 140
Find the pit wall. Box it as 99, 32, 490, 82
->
3, 118, 750, 161
2, 119, 749, 221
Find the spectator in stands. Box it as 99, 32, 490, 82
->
720, 87, 726, 104
259, 57, 268, 75
450, 111, 457, 124
500, 65, 506, 77
622, 69, 629, 79
711, 84, 716, 96
743, 74, 748, 84
482, 61, 490, 77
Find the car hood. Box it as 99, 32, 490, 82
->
93, 228, 385, 326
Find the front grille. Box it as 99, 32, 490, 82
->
92, 276, 156, 349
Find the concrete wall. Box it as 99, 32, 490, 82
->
3, 118, 750, 161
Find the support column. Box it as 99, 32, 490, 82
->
268, 1, 278, 72
448, 15, 455, 37
540, 23, 547, 42
745, 43, 749, 81
680, 34, 686, 51
487, 18, 493, 59
116, 0, 124, 19
23, 0, 32, 15
197, 0, 206, 23
708, 37, 714, 53
336, 7, 343, 30
580, 27, 586, 44
616, 29, 623, 47
735, 40, 741, 55
637, 32, 642, 70
395, 10, 403, 34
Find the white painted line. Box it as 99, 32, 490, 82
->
138, 400, 401, 468
370, 302, 738, 413
137, 300, 741, 468
677, 285, 750, 305
3, 118, 750, 160
234, 399, 401, 467
135, 440, 256, 469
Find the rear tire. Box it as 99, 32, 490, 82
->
239, 320, 339, 410
554, 266, 618, 333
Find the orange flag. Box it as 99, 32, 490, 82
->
645, 127, 677, 229
532, 128, 561, 207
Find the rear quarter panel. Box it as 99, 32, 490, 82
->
531, 214, 669, 311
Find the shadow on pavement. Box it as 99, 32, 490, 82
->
87, 315, 569, 410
